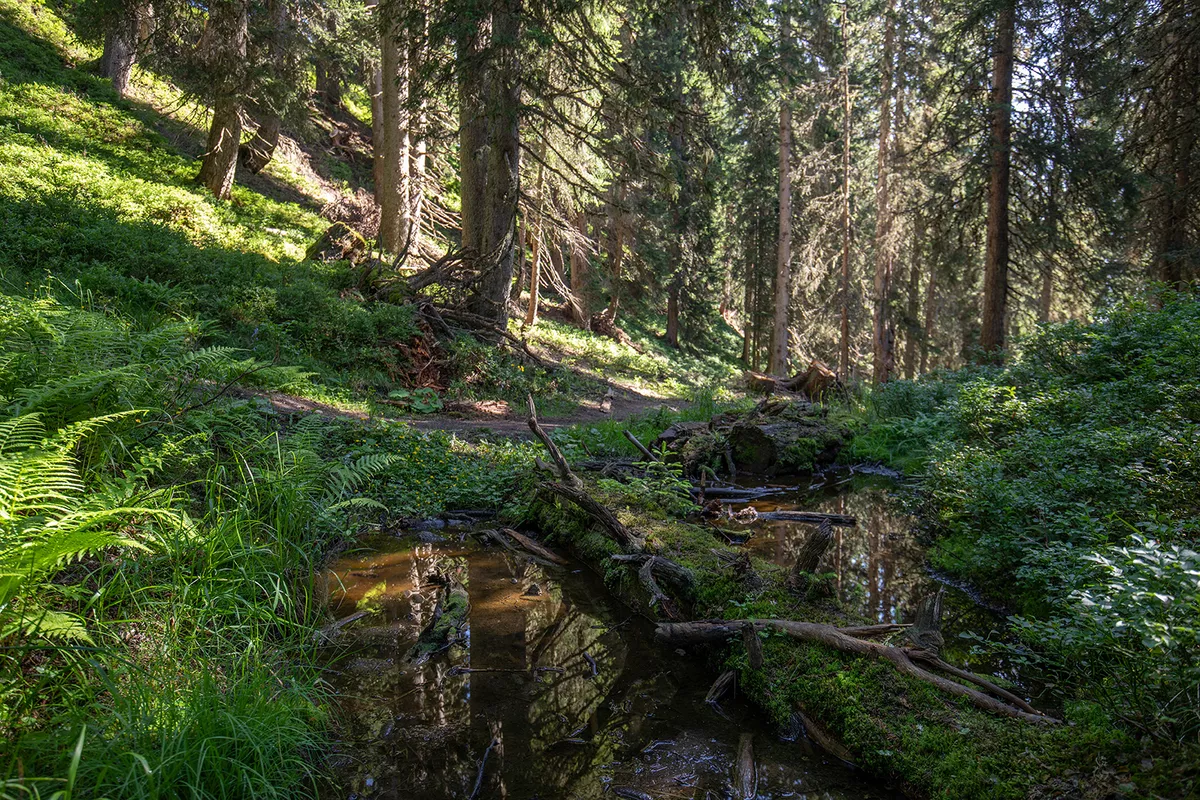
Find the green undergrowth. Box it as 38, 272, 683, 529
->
521, 313, 744, 400
0, 291, 537, 797
519, 473, 1141, 798
837, 292, 1200, 792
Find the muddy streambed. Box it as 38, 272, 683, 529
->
317, 476, 1021, 799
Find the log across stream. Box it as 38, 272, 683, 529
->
317, 534, 897, 799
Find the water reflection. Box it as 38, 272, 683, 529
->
319, 536, 896, 800
730, 473, 1036, 691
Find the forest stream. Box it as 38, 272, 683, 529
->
316, 474, 1037, 800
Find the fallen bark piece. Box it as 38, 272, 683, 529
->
792, 519, 835, 578
655, 619, 1060, 724
706, 669, 736, 705
742, 622, 764, 670
734, 733, 757, 800
906, 588, 946, 655
499, 527, 570, 565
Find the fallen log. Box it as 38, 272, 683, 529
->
655, 619, 1059, 724
527, 395, 642, 549
543, 481, 641, 548
611, 554, 694, 620
527, 395, 582, 490
688, 485, 791, 501
794, 708, 856, 763
499, 527, 570, 566
753, 510, 857, 526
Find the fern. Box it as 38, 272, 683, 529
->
0, 413, 171, 643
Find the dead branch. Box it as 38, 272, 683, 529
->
542, 481, 640, 548
527, 394, 582, 490
655, 619, 1059, 724
742, 622, 764, 670
755, 511, 857, 526
623, 429, 660, 462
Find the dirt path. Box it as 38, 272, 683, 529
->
247, 383, 691, 439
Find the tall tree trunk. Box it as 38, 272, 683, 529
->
1038, 171, 1058, 322
1153, 19, 1197, 292
742, 242, 755, 365
523, 142, 547, 328
378, 11, 411, 255
196, 0, 248, 200
871, 0, 897, 383
903, 213, 923, 379
838, 2, 853, 379
980, 1, 1015, 358
369, 65, 384, 196
769, 11, 793, 376
570, 209, 589, 326
101, 2, 141, 97
459, 17, 488, 262
408, 2, 429, 255
466, 0, 522, 323
920, 256, 936, 374
237, 0, 289, 174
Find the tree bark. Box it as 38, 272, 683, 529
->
369, 64, 384, 195
196, 0, 248, 200
769, 11, 793, 377
465, 0, 522, 324
980, 1, 1015, 358
903, 212, 924, 379
100, 2, 141, 97
871, 0, 897, 383
378, 10, 411, 254
239, 115, 280, 174
458, 16, 488, 261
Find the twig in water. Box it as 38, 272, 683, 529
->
468, 736, 500, 800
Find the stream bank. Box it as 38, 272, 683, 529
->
522, 466, 1120, 799
318, 533, 896, 799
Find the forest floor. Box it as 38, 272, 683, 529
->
2, 3, 1196, 799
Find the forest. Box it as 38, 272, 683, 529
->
0, 0, 1196, 796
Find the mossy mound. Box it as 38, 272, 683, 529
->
656, 398, 848, 477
